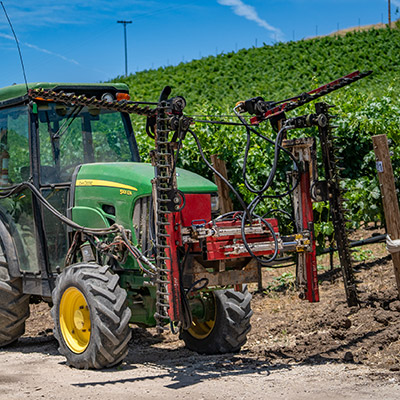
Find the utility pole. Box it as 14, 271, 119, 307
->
389, 0, 392, 28
117, 20, 132, 77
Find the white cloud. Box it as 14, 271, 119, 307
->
217, 0, 283, 40
0, 32, 80, 65
0, 1, 165, 28
0, 32, 13, 40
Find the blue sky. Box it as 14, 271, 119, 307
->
0, 0, 397, 88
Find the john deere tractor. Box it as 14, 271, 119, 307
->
0, 72, 366, 369
0, 82, 257, 369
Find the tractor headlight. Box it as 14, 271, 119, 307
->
101, 92, 114, 102
210, 194, 220, 213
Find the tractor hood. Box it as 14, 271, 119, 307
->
75, 162, 217, 195
71, 162, 217, 229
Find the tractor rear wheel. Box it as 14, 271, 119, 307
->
51, 263, 131, 369
181, 286, 253, 354
0, 239, 30, 347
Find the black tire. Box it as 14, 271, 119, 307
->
181, 286, 253, 354
51, 263, 131, 369
0, 241, 30, 347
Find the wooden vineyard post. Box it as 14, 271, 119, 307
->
211, 154, 234, 214
372, 134, 400, 296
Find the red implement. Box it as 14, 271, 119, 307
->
165, 212, 183, 321
300, 171, 319, 302
250, 70, 371, 125
205, 219, 279, 261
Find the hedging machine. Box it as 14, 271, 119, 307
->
0, 71, 370, 369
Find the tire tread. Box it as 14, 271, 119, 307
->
181, 285, 252, 355
51, 263, 131, 369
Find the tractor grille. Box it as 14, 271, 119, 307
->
132, 196, 153, 257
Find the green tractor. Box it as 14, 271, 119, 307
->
0, 82, 256, 369
0, 71, 367, 369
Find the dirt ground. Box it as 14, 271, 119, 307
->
1, 227, 400, 399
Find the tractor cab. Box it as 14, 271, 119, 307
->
0, 83, 140, 295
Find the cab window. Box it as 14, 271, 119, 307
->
38, 103, 135, 184
0, 106, 39, 273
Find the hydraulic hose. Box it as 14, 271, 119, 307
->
0, 181, 157, 274
188, 128, 251, 218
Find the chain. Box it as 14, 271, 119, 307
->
152, 101, 174, 333
28, 89, 156, 117
279, 70, 372, 113
249, 70, 372, 124
315, 101, 358, 307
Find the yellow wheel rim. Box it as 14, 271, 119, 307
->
59, 287, 91, 353
188, 294, 217, 340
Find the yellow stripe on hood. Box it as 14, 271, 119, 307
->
75, 179, 138, 191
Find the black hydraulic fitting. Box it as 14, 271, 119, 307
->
239, 97, 275, 115
286, 113, 327, 129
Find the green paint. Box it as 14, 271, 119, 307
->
73, 163, 216, 233
72, 206, 108, 228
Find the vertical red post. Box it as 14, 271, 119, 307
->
165, 213, 183, 321
300, 170, 320, 302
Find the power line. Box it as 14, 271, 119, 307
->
1, 2, 28, 92
117, 20, 132, 77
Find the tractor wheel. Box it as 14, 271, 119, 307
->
51, 263, 131, 369
0, 240, 30, 347
181, 286, 253, 354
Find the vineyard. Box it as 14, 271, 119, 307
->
3, 22, 400, 398
114, 24, 400, 243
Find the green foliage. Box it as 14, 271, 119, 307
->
117, 27, 400, 111
352, 248, 374, 262
264, 271, 295, 293
115, 26, 400, 247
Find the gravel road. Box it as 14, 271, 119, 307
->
2, 231, 400, 399
1, 334, 400, 400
